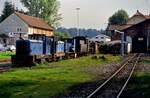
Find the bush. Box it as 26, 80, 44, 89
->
99, 43, 121, 54
109, 44, 121, 54
99, 55, 107, 61
99, 44, 109, 54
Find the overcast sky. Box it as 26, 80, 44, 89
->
0, 0, 150, 29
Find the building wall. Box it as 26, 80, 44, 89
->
111, 15, 147, 41
0, 13, 28, 35
90, 35, 111, 43
28, 27, 54, 37
125, 20, 150, 53
111, 19, 149, 41
0, 13, 29, 45
125, 20, 150, 37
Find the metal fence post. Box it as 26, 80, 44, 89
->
121, 32, 125, 56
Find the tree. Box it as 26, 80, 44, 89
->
108, 9, 129, 25
55, 32, 70, 39
15, 7, 27, 14
0, 1, 14, 22
57, 27, 103, 38
21, 0, 61, 28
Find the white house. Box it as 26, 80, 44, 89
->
0, 12, 54, 45
90, 34, 111, 43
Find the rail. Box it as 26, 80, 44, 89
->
87, 54, 140, 98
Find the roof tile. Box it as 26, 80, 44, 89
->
15, 12, 53, 31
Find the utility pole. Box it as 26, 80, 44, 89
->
76, 8, 80, 36
115, 30, 125, 56
147, 29, 150, 53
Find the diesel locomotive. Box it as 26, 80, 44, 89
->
11, 36, 94, 67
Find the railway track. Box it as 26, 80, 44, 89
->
87, 53, 141, 98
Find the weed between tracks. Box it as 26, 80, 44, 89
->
0, 55, 120, 98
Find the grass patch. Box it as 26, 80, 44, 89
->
0, 55, 120, 98
124, 56, 150, 98
0, 52, 14, 59
142, 59, 150, 65
125, 72, 150, 98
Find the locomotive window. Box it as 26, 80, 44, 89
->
138, 38, 144, 41
80, 40, 84, 44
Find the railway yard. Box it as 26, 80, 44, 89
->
0, 1, 149, 98
0, 53, 149, 98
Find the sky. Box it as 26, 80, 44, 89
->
0, 0, 150, 29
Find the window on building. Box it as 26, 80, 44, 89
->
138, 37, 144, 41
101, 37, 104, 39
17, 28, 19, 32
17, 28, 22, 32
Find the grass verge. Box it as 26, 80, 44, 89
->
123, 72, 150, 98
0, 52, 14, 59
0, 55, 120, 98
122, 57, 150, 98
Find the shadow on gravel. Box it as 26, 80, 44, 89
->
54, 72, 150, 98
55, 80, 104, 98
55, 77, 129, 98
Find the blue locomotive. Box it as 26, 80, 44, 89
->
12, 36, 63, 66
11, 36, 90, 67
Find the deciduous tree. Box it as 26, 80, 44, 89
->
109, 9, 129, 25
21, 0, 61, 28
0, 1, 14, 22
55, 32, 70, 39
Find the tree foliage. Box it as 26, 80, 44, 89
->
99, 43, 121, 54
109, 9, 129, 25
21, 0, 61, 28
0, 1, 14, 22
57, 27, 106, 38
55, 32, 70, 39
